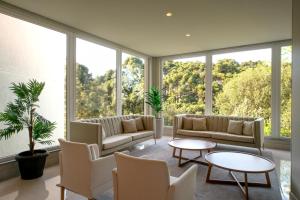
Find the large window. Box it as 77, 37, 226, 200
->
212, 49, 272, 136
122, 53, 145, 115
0, 13, 66, 158
163, 56, 206, 125
280, 46, 292, 137
75, 38, 116, 119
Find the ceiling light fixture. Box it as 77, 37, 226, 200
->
185, 33, 191, 37
165, 12, 173, 17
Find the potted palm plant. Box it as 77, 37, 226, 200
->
145, 86, 163, 138
0, 79, 56, 180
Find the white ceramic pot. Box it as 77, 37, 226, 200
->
155, 118, 164, 139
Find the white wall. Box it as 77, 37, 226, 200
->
291, 0, 300, 199
0, 13, 66, 158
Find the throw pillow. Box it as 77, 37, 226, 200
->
183, 117, 193, 130
122, 119, 137, 133
193, 118, 207, 131
135, 117, 144, 131
227, 120, 243, 135
243, 121, 254, 136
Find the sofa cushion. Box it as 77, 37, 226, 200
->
227, 120, 243, 135
124, 131, 153, 140
243, 121, 254, 136
122, 119, 137, 133
102, 135, 132, 149
183, 117, 193, 130
135, 117, 145, 131
211, 132, 254, 143
177, 129, 211, 138
193, 118, 207, 131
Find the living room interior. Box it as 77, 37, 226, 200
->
0, 0, 299, 200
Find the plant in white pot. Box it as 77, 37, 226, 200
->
0, 79, 56, 180
145, 86, 163, 139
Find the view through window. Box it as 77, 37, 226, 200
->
280, 46, 292, 137
75, 38, 116, 119
163, 56, 206, 125
0, 13, 66, 158
212, 49, 272, 136
122, 53, 145, 115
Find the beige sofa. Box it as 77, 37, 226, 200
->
70, 115, 155, 156
173, 114, 264, 153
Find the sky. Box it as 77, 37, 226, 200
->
76, 38, 144, 77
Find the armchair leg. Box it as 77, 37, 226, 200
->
60, 187, 65, 200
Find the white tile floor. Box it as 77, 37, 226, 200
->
0, 137, 291, 200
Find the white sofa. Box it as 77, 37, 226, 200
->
173, 114, 264, 153
70, 115, 155, 156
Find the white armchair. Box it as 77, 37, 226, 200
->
112, 152, 197, 200
58, 139, 116, 200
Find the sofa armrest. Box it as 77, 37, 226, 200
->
254, 118, 264, 148
173, 114, 186, 138
169, 164, 197, 200
70, 121, 103, 154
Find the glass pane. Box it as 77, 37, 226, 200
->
280, 46, 292, 137
75, 38, 116, 119
163, 56, 206, 126
122, 53, 145, 115
0, 13, 66, 158
212, 49, 272, 136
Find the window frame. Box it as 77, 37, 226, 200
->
160, 40, 292, 140
0, 3, 149, 163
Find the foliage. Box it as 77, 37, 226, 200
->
163, 61, 205, 125
145, 86, 163, 118
76, 56, 144, 119
0, 80, 56, 154
162, 57, 291, 137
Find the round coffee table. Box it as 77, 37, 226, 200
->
168, 139, 216, 167
205, 151, 275, 200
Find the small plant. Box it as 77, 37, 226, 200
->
0, 79, 56, 155
145, 86, 163, 118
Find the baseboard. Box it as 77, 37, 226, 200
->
290, 192, 299, 200
0, 149, 59, 182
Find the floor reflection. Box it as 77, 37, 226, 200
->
280, 160, 291, 200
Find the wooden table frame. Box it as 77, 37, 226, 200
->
206, 161, 273, 200
172, 147, 211, 167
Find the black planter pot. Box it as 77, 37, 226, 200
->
15, 149, 49, 180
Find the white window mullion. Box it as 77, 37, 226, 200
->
116, 49, 122, 116
66, 32, 76, 140
205, 54, 213, 115
271, 44, 281, 138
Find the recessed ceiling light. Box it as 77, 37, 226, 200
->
185, 33, 191, 37
165, 12, 173, 17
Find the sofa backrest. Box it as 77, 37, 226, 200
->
185, 114, 256, 132
78, 115, 139, 137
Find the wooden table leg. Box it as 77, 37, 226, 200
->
172, 147, 176, 157
206, 164, 212, 182
244, 173, 249, 200
178, 149, 183, 167
265, 172, 271, 187
200, 150, 202, 157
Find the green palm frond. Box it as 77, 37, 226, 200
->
32, 113, 56, 144
145, 86, 163, 118
0, 79, 55, 153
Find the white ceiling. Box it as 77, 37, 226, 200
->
3, 0, 292, 57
